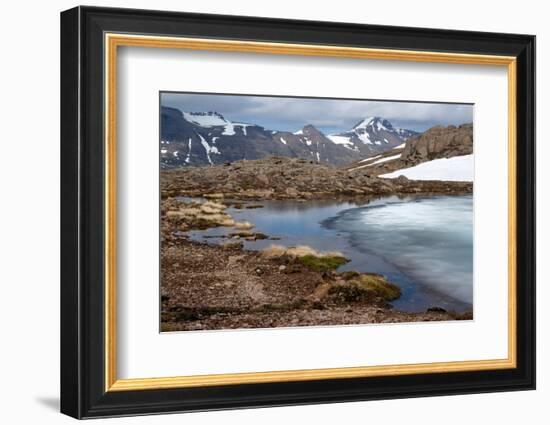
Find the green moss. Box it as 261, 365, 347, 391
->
328, 274, 401, 303
353, 274, 401, 301
297, 254, 349, 271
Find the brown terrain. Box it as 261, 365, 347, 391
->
160, 157, 473, 331
161, 155, 472, 201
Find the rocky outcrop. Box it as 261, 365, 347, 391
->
401, 123, 473, 162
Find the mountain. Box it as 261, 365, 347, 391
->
270, 124, 360, 165
327, 117, 418, 157
344, 123, 473, 178
160, 107, 417, 167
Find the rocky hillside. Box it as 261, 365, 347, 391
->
344, 123, 473, 176
160, 107, 416, 167
161, 156, 472, 200
401, 123, 473, 161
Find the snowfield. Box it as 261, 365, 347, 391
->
327, 134, 353, 148
381, 154, 474, 182
183, 112, 227, 127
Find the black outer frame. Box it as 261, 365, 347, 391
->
60, 5, 536, 419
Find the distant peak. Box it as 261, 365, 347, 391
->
302, 124, 322, 133
352, 116, 393, 132
353, 116, 377, 129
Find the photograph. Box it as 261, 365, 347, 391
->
159, 92, 475, 331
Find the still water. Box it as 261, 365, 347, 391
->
187, 195, 473, 313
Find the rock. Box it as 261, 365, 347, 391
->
285, 187, 299, 197
221, 240, 243, 249
204, 193, 224, 199
278, 265, 287, 272
257, 174, 270, 186
427, 306, 448, 313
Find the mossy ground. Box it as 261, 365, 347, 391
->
296, 254, 349, 272
329, 274, 401, 303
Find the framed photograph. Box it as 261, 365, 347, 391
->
60, 6, 536, 419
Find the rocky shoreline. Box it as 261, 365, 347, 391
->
161, 192, 472, 331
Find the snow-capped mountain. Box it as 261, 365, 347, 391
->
327, 117, 418, 157
160, 107, 417, 167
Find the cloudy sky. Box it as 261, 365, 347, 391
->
161, 92, 473, 134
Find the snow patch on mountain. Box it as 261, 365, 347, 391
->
357, 132, 372, 145
359, 155, 381, 163
327, 135, 356, 150
381, 154, 474, 181
183, 111, 228, 127
349, 153, 401, 171
197, 133, 220, 165
185, 138, 192, 164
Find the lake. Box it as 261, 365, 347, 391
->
186, 194, 473, 313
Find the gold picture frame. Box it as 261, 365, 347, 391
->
104, 33, 517, 392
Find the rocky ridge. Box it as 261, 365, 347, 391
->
161, 156, 473, 200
